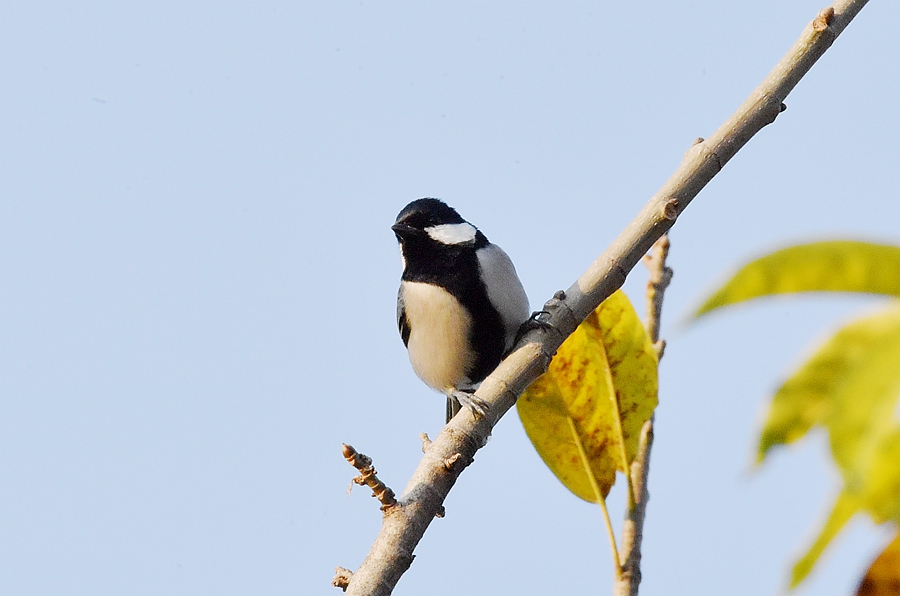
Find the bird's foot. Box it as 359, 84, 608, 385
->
450, 390, 489, 420
514, 310, 555, 344
514, 291, 569, 345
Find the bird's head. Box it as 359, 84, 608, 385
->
392, 198, 479, 248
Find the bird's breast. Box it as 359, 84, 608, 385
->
399, 281, 475, 393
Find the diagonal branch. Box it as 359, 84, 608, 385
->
342, 444, 398, 510
339, 2, 869, 594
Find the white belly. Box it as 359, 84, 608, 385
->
401, 281, 474, 393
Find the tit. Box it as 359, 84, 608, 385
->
392, 198, 530, 423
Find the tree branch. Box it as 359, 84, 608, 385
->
644, 237, 671, 349
338, 2, 869, 594
614, 235, 673, 596
342, 444, 398, 510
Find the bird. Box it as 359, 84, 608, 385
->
392, 198, 530, 423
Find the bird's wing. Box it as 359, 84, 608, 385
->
397, 285, 411, 347
476, 243, 530, 350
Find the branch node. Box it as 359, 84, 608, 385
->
443, 453, 463, 470
342, 443, 398, 509
435, 505, 446, 518
420, 433, 432, 452
662, 198, 679, 221
541, 290, 568, 321
780, 102, 788, 113
682, 137, 707, 165
813, 7, 835, 31
689, 139, 723, 172
332, 567, 353, 591
537, 290, 578, 341
481, 375, 520, 417
654, 339, 666, 360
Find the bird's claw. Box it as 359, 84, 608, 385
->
514, 310, 556, 344
451, 390, 489, 419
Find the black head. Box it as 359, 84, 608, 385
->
392, 198, 485, 248
393, 198, 465, 234
392, 198, 489, 277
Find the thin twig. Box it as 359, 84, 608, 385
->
332, 567, 354, 592
614, 234, 673, 596
644, 235, 672, 353
342, 444, 397, 510
338, 3, 868, 593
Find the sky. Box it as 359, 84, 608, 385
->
1, 1, 899, 595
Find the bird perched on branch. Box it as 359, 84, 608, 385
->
392, 198, 530, 423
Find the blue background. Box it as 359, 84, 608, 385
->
2, 2, 898, 594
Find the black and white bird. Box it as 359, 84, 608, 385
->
392, 198, 530, 423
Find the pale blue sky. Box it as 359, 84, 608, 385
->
2, 2, 898, 595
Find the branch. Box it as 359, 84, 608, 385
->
614, 235, 673, 596
342, 444, 397, 509
339, 2, 868, 594
644, 235, 672, 353
333, 567, 354, 591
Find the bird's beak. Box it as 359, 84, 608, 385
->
391, 222, 418, 239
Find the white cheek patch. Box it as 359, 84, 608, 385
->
425, 222, 477, 245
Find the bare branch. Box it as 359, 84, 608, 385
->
615, 235, 673, 596
339, 2, 869, 593
342, 444, 397, 510
333, 567, 354, 592
617, 420, 655, 596
643, 234, 672, 356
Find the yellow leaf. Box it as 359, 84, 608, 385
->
791, 491, 860, 588
691, 241, 900, 319
758, 304, 900, 464
859, 431, 900, 525
856, 529, 900, 596
690, 240, 900, 589
769, 303, 900, 587
517, 290, 658, 502
790, 432, 900, 588
822, 307, 900, 478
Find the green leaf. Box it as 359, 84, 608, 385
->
760, 304, 900, 587
758, 304, 900, 464
857, 430, 900, 525
517, 290, 658, 502
791, 491, 860, 587
690, 239, 900, 589
825, 311, 900, 483
692, 241, 900, 318
790, 434, 900, 588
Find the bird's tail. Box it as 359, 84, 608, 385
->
445, 396, 461, 424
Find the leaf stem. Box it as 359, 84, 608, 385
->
567, 416, 622, 581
